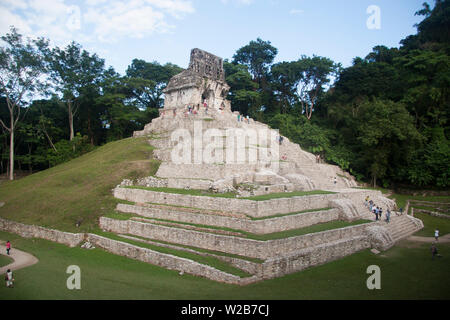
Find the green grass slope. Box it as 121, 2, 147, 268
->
0, 137, 160, 233
1, 230, 449, 300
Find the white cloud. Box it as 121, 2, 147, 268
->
85, 0, 107, 6
84, 4, 172, 42
146, 0, 194, 17
0, 0, 195, 45
289, 9, 304, 15
82, 0, 195, 42
221, 0, 254, 5
0, 5, 31, 35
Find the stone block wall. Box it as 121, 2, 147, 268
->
259, 236, 370, 279
117, 203, 340, 234
86, 233, 247, 285
0, 217, 84, 247
99, 217, 374, 260
114, 187, 391, 218
114, 187, 258, 215
167, 178, 212, 190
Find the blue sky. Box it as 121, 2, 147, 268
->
0, 0, 429, 75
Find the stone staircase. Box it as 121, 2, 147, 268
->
383, 214, 424, 242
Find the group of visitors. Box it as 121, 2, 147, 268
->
364, 196, 391, 222
184, 104, 200, 117
4, 240, 14, 288
160, 100, 212, 119
237, 114, 250, 124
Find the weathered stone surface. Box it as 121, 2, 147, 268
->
366, 225, 394, 251
329, 199, 361, 221
117, 203, 340, 234
163, 48, 230, 113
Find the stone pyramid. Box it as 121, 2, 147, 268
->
100, 49, 423, 284
134, 48, 359, 195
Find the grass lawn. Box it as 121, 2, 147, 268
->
0, 230, 449, 300
0, 137, 160, 233
0, 254, 13, 267
383, 191, 450, 237
412, 212, 450, 237
124, 186, 334, 201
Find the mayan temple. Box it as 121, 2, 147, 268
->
98, 49, 424, 284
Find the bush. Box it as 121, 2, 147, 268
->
46, 134, 95, 167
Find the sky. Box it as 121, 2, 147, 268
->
0, 0, 429, 75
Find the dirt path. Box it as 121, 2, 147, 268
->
407, 234, 450, 243
0, 240, 39, 275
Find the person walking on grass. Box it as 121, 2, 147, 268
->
6, 240, 11, 255
435, 229, 439, 242
5, 269, 14, 288
431, 243, 442, 260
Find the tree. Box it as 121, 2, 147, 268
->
356, 99, 422, 187
0, 27, 49, 180
125, 59, 182, 109
271, 61, 301, 113
223, 61, 260, 115
414, 0, 450, 46
233, 38, 278, 85
49, 42, 105, 141
294, 55, 338, 120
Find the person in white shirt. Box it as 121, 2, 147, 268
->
435, 229, 439, 241
5, 269, 14, 288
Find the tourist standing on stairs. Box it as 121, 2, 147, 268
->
386, 209, 391, 223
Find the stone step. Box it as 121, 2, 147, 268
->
117, 234, 262, 276
136, 202, 248, 218
117, 202, 340, 235
384, 216, 422, 241
130, 216, 247, 237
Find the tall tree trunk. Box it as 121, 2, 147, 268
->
28, 144, 33, 174
68, 100, 74, 141
9, 121, 14, 181
87, 109, 94, 145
